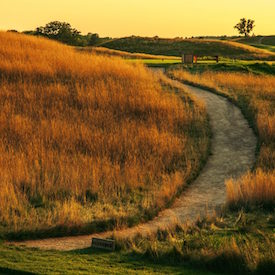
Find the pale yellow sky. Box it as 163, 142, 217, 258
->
0, 0, 274, 37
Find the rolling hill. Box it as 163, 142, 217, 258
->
99, 36, 275, 60
235, 35, 275, 53
235, 35, 275, 46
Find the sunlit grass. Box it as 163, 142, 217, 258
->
0, 31, 210, 237
169, 68, 275, 209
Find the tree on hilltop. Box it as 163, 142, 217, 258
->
234, 18, 255, 37
87, 33, 99, 46
36, 21, 80, 45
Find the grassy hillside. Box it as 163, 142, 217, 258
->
76, 46, 182, 67
235, 35, 275, 53
236, 35, 275, 46
0, 32, 210, 239
100, 36, 275, 60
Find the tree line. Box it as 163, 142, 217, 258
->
8, 18, 256, 47
9, 21, 111, 46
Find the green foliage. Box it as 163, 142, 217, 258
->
36, 21, 80, 45
87, 33, 99, 46
128, 58, 181, 67
25, 21, 103, 46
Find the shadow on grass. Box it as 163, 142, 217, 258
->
0, 267, 35, 275
3, 214, 144, 241
67, 247, 208, 274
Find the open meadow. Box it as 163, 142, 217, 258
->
0, 28, 275, 275
236, 35, 275, 53
1, 0, 275, 273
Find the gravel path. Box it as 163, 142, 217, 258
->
9, 80, 257, 251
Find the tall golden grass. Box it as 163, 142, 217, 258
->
0, 32, 209, 235
226, 170, 275, 209
169, 69, 275, 208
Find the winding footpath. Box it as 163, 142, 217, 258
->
9, 80, 257, 251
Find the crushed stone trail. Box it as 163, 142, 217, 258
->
9, 80, 256, 251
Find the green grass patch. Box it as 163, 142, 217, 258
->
173, 60, 275, 75
0, 243, 214, 274
115, 211, 275, 274
249, 44, 275, 53
127, 58, 182, 67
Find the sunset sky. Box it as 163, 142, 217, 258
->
1, 0, 274, 37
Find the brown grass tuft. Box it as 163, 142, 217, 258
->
226, 170, 275, 209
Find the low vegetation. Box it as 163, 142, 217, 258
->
0, 32, 210, 238
0, 242, 213, 275
236, 35, 275, 46
182, 61, 275, 75
235, 35, 275, 54
115, 211, 275, 274
168, 67, 275, 209
2, 210, 274, 274
76, 46, 180, 60
100, 36, 275, 60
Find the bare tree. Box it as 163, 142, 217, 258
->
234, 18, 255, 37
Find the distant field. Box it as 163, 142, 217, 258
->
177, 60, 275, 75
128, 58, 182, 67
77, 46, 180, 60
99, 36, 275, 60
249, 44, 275, 53
235, 35, 275, 53
236, 35, 275, 46
76, 46, 181, 67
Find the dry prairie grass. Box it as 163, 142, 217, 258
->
169, 69, 275, 208
226, 170, 275, 209
0, 32, 209, 237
